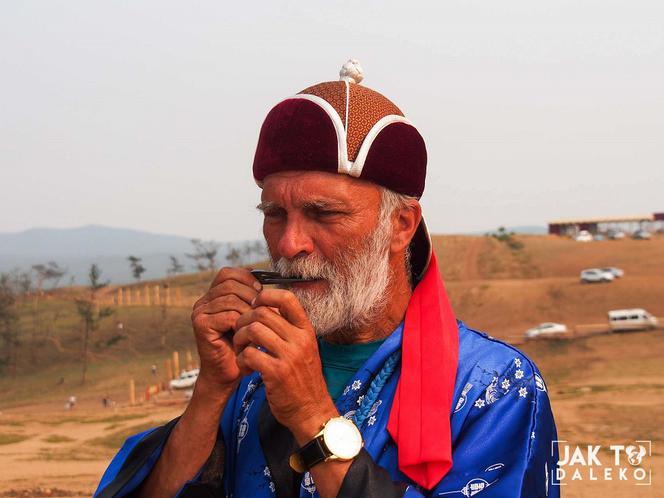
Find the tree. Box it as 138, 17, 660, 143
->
127, 255, 146, 282
75, 264, 114, 384
167, 256, 184, 276
186, 239, 220, 272
32, 261, 67, 290
0, 273, 20, 376
29, 262, 67, 363
226, 247, 242, 267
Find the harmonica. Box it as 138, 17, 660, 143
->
250, 270, 318, 285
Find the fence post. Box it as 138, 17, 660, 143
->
173, 351, 180, 377
165, 358, 173, 381
129, 379, 136, 405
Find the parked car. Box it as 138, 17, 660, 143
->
632, 229, 652, 240
608, 309, 658, 332
593, 234, 605, 241
525, 322, 568, 339
580, 268, 615, 283
169, 368, 199, 389
607, 229, 626, 240
574, 230, 593, 242
600, 267, 624, 278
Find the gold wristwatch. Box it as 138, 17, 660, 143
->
289, 416, 363, 473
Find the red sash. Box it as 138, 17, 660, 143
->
387, 252, 459, 489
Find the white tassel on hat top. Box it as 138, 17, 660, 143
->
339, 59, 364, 85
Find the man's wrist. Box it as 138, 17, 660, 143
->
191, 374, 238, 408
290, 404, 340, 447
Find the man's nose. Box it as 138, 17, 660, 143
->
277, 219, 314, 259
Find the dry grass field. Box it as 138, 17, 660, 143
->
0, 234, 663, 496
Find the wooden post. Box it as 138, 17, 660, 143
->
165, 286, 171, 307
172, 351, 180, 377
176, 287, 182, 307
129, 379, 136, 405
117, 288, 124, 306
126, 288, 132, 306
135, 288, 140, 306
165, 358, 173, 381
144, 285, 151, 306
154, 285, 161, 306
186, 350, 193, 370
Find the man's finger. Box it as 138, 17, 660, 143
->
207, 279, 259, 305
209, 266, 262, 291
194, 279, 260, 312
236, 344, 277, 377
233, 322, 284, 356
192, 310, 241, 335
251, 289, 310, 329
198, 294, 252, 316
235, 306, 293, 341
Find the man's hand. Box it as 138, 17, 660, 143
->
139, 267, 261, 498
190, 267, 262, 391
233, 288, 338, 443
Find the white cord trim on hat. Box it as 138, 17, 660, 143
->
344, 79, 350, 134
349, 115, 416, 177
285, 94, 351, 175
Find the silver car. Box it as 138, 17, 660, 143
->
525, 322, 568, 339
600, 267, 624, 278
580, 268, 615, 283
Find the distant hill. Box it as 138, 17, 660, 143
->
467, 225, 548, 236
0, 225, 266, 285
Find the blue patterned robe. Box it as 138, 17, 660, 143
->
95, 321, 559, 497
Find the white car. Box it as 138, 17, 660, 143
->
574, 230, 593, 242
525, 322, 568, 339
607, 230, 626, 240
169, 368, 199, 389
608, 309, 658, 332
632, 229, 652, 240
580, 268, 615, 283
600, 267, 624, 278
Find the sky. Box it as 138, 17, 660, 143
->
1, 0, 663, 241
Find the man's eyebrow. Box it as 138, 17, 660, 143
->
256, 201, 279, 212
301, 200, 348, 211
256, 200, 349, 212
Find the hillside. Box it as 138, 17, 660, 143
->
1, 234, 663, 496
0, 225, 266, 285
1, 234, 662, 400
435, 234, 664, 337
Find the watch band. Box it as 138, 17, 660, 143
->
297, 434, 330, 470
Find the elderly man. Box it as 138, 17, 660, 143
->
95, 61, 559, 498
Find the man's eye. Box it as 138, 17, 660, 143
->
264, 209, 286, 219
315, 210, 343, 218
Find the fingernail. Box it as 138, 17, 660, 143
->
251, 297, 256, 307
253, 282, 262, 291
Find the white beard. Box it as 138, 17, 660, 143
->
273, 219, 392, 338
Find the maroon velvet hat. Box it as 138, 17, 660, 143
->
253, 60, 432, 281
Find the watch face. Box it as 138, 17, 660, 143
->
323, 417, 363, 460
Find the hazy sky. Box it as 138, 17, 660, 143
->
1, 1, 662, 241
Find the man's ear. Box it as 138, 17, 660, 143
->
390, 200, 422, 254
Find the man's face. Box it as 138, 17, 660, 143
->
259, 171, 393, 336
